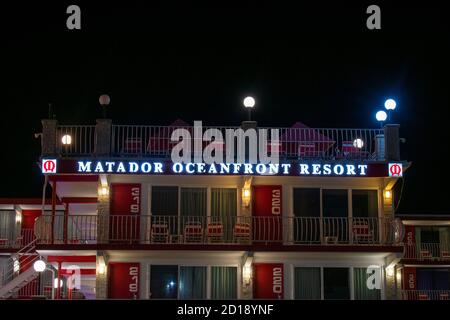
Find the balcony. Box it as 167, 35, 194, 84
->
33, 215, 399, 247
403, 243, 450, 262
401, 290, 450, 300
44, 121, 402, 162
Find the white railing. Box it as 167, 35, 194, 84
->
401, 290, 450, 300
0, 239, 38, 288
110, 125, 384, 160
0, 228, 35, 249
34, 215, 397, 246
57, 125, 96, 156
404, 243, 450, 261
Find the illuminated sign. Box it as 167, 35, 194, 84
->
42, 159, 57, 174
388, 163, 403, 177
43, 158, 401, 177
74, 160, 369, 176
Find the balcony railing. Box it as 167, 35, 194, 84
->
56, 124, 385, 161
0, 228, 35, 249
111, 125, 384, 160
401, 290, 450, 300
58, 125, 96, 156
404, 243, 450, 261
34, 215, 398, 246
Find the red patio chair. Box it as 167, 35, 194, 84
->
184, 222, 203, 243
207, 222, 224, 243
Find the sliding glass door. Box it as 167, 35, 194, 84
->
179, 266, 207, 299
211, 266, 237, 299
322, 190, 349, 243
294, 267, 321, 299
293, 188, 321, 243
353, 267, 381, 300
211, 188, 237, 242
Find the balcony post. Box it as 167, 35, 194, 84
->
96, 252, 108, 299
384, 124, 401, 161
41, 119, 58, 157
97, 179, 110, 244
95, 119, 112, 156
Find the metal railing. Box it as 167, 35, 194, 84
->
0, 239, 38, 288
0, 228, 35, 249
404, 243, 450, 261
34, 215, 397, 246
57, 125, 96, 156
110, 125, 384, 160
401, 290, 450, 300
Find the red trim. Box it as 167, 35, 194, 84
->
37, 244, 404, 253
0, 198, 62, 205
400, 259, 450, 265
47, 255, 96, 263
61, 197, 98, 204
60, 269, 96, 276
48, 175, 99, 182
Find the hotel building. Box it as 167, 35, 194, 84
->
0, 117, 448, 300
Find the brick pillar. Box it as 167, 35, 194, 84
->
95, 252, 108, 299
384, 124, 400, 161
97, 180, 110, 244
41, 119, 58, 156
384, 266, 399, 300
95, 119, 112, 156
241, 253, 253, 299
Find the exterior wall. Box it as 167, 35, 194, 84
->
102, 250, 389, 300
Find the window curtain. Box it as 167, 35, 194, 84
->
353, 268, 381, 300
0, 211, 16, 242
211, 266, 237, 299
294, 267, 321, 299
439, 227, 450, 252
180, 188, 207, 228
151, 186, 179, 234
179, 266, 207, 299
211, 189, 237, 241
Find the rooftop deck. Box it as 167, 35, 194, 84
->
42, 120, 402, 162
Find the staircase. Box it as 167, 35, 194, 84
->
0, 239, 41, 299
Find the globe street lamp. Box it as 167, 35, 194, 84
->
33, 259, 56, 299
376, 110, 388, 128
243, 96, 255, 121
384, 98, 397, 122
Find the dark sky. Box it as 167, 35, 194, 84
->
1, 2, 449, 213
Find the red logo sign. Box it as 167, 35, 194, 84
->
388, 163, 402, 177
42, 159, 57, 174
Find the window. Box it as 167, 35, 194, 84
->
323, 190, 349, 243
352, 190, 378, 218
323, 268, 350, 300
151, 186, 178, 235
353, 268, 381, 300
179, 266, 207, 299
211, 189, 237, 241
322, 190, 348, 217
211, 266, 237, 299
293, 188, 321, 243
180, 188, 207, 242
293, 188, 320, 218
294, 267, 321, 299
149, 265, 178, 299
417, 268, 450, 290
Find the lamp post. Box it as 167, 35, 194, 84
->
33, 259, 56, 300
243, 96, 255, 121
99, 94, 111, 118
376, 110, 387, 128
384, 98, 397, 122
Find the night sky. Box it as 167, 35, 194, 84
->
1, 2, 449, 213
